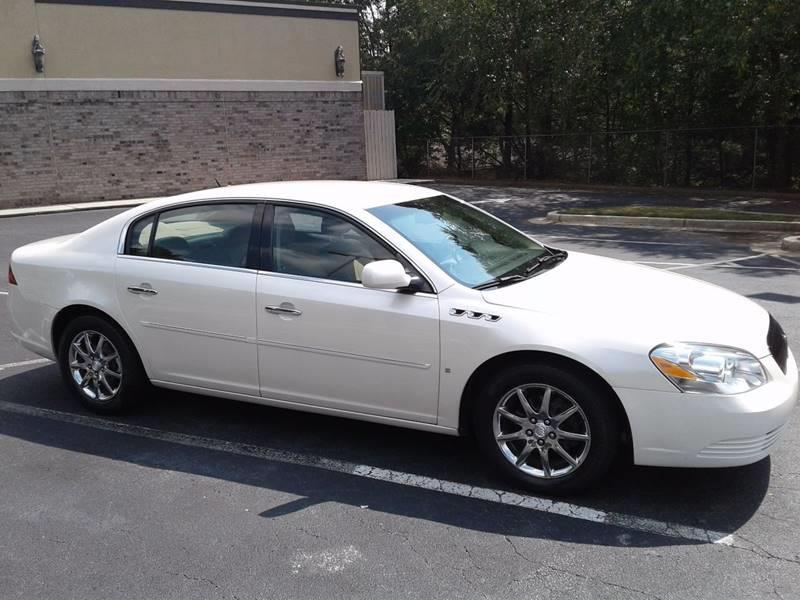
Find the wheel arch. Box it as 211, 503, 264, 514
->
458, 350, 632, 450
51, 304, 143, 368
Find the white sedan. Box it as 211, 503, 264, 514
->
7, 181, 798, 494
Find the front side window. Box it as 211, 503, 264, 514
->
126, 203, 257, 268
369, 195, 547, 288
272, 206, 396, 283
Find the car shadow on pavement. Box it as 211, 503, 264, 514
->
0, 366, 772, 550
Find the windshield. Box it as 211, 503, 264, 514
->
369, 195, 548, 288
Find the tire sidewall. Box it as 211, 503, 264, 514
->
57, 315, 145, 414
473, 363, 620, 495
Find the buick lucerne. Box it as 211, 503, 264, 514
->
8, 181, 798, 494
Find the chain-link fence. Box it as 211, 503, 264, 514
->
413, 126, 800, 191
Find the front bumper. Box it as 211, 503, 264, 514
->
617, 350, 798, 468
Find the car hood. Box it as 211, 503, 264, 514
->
481, 251, 770, 357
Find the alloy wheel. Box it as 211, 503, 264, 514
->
68, 330, 123, 402
493, 384, 591, 479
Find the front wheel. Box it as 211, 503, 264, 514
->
473, 363, 621, 495
58, 315, 147, 414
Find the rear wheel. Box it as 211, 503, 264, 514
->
473, 363, 620, 495
58, 315, 147, 414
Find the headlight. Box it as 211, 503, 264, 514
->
650, 343, 767, 394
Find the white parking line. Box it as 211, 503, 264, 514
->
0, 358, 51, 372
0, 398, 743, 549
0, 291, 8, 295
664, 253, 767, 271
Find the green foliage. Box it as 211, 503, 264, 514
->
351, 0, 800, 187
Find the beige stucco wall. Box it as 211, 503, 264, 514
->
0, 1, 360, 80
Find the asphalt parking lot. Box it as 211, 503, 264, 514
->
1, 185, 799, 599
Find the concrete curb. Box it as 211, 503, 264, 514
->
545, 211, 800, 233
0, 198, 155, 219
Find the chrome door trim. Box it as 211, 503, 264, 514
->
265, 305, 303, 316
127, 285, 158, 296
117, 254, 258, 275
256, 270, 438, 298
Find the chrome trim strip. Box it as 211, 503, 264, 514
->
141, 321, 254, 343
256, 270, 437, 298
118, 254, 258, 275
256, 338, 432, 370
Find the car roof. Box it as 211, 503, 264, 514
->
163, 180, 441, 211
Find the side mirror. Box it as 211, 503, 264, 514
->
362, 259, 412, 290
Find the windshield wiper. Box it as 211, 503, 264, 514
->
473, 273, 529, 290
473, 249, 568, 290
524, 249, 568, 276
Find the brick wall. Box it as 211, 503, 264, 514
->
0, 90, 366, 208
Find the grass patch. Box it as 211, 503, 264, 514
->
561, 206, 800, 222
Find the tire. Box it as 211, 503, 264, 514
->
472, 362, 620, 495
57, 315, 148, 414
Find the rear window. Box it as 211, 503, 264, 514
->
125, 204, 257, 268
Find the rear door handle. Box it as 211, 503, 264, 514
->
127, 285, 158, 296
265, 305, 302, 316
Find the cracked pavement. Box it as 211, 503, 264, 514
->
1, 188, 799, 599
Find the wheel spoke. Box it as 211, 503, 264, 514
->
539, 387, 552, 418
539, 447, 552, 477
515, 388, 536, 418
72, 341, 90, 361
553, 405, 578, 424
553, 443, 578, 467
79, 373, 92, 388
515, 443, 534, 467
496, 430, 525, 442
104, 367, 122, 379
557, 430, 589, 442
85, 333, 98, 356
98, 373, 115, 395
497, 407, 526, 425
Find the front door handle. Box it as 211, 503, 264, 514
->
127, 285, 158, 296
265, 305, 302, 316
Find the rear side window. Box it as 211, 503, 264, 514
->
126, 215, 155, 256
125, 204, 257, 268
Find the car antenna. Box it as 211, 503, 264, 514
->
214, 178, 222, 187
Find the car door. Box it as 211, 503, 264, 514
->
115, 201, 262, 396
256, 203, 440, 423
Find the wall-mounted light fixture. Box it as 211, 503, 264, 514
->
32, 35, 46, 73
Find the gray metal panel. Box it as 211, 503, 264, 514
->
364, 110, 397, 180
362, 71, 385, 110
